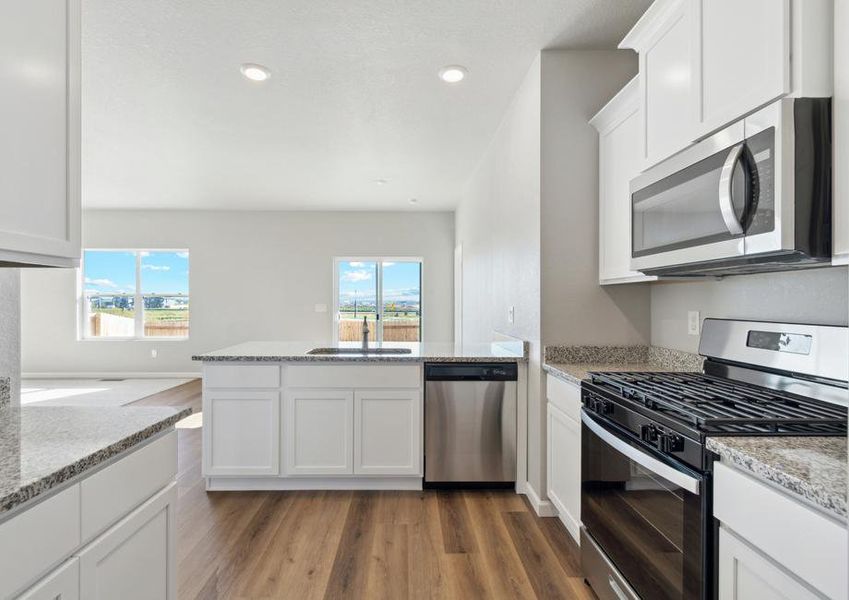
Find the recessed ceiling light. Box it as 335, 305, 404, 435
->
374, 179, 388, 185
240, 63, 271, 82
409, 198, 418, 204
438, 65, 467, 84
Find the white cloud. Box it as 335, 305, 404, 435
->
176, 252, 189, 259
342, 269, 372, 282
138, 251, 150, 257
142, 264, 171, 271
383, 262, 395, 267
84, 277, 118, 288
348, 261, 366, 267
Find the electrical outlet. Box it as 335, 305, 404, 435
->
151, 349, 158, 359
687, 311, 701, 336
508, 306, 515, 324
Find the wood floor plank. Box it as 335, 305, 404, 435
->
130, 380, 592, 600
323, 492, 379, 599
437, 490, 478, 554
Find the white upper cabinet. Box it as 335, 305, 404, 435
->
692, 0, 790, 139
591, 77, 656, 285
0, 0, 81, 267
621, 0, 695, 169
621, 0, 832, 172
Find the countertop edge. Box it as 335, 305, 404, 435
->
0, 407, 192, 516
542, 363, 582, 385
191, 355, 527, 363
706, 437, 847, 522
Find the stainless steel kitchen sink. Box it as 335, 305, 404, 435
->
306, 347, 413, 355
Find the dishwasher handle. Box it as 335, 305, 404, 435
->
424, 362, 518, 381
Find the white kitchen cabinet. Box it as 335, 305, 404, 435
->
203, 390, 280, 476
0, 0, 81, 267
354, 389, 421, 476
621, 0, 694, 169
78, 483, 176, 600
692, 0, 790, 139
18, 558, 79, 600
718, 527, 821, 600
545, 374, 582, 543
591, 77, 656, 285
834, 0, 849, 265
284, 389, 354, 475
714, 462, 847, 600
546, 403, 581, 543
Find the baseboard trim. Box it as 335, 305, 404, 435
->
525, 482, 559, 517
22, 372, 201, 379
206, 476, 424, 491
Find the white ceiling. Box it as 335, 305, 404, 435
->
82, 0, 650, 211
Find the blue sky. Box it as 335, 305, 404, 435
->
338, 261, 420, 304
84, 250, 189, 295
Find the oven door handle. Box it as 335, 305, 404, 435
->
718, 144, 745, 235
581, 411, 701, 495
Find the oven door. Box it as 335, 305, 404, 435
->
581, 410, 707, 600
630, 121, 754, 273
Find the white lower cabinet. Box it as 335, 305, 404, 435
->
546, 402, 581, 542
718, 527, 821, 600
78, 482, 176, 600
203, 390, 280, 476
18, 558, 79, 600
354, 390, 421, 475
284, 389, 354, 475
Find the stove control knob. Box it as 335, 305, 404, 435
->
600, 400, 614, 415
659, 433, 684, 453
640, 424, 659, 443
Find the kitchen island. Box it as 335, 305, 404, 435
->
192, 340, 528, 491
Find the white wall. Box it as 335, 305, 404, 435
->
0, 270, 20, 403
455, 49, 649, 502
21, 210, 454, 375
651, 267, 849, 353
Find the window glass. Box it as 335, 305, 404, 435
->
141, 251, 190, 337
83, 250, 136, 337
382, 261, 421, 342
337, 261, 378, 343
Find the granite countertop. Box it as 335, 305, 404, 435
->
192, 340, 528, 363
707, 436, 848, 521
0, 405, 192, 516
543, 345, 704, 385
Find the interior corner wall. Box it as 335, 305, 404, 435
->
20, 210, 455, 375
0, 270, 21, 404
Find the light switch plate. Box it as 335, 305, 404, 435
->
314, 304, 328, 313
687, 311, 701, 336
508, 306, 515, 324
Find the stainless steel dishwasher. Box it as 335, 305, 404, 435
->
424, 362, 517, 485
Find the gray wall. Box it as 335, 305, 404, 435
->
21, 210, 455, 375
0, 270, 20, 404
455, 49, 650, 501
651, 267, 849, 352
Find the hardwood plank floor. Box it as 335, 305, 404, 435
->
132, 379, 596, 600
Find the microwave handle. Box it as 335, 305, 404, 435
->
718, 144, 745, 235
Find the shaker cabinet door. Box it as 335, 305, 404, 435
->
284, 389, 354, 475
354, 389, 421, 476
546, 403, 581, 543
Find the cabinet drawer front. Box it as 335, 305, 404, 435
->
204, 364, 280, 388
18, 557, 80, 600
546, 375, 582, 422
0, 485, 81, 599
286, 364, 421, 389
80, 431, 177, 542
714, 462, 847, 599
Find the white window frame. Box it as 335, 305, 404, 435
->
332, 256, 423, 343
79, 248, 190, 341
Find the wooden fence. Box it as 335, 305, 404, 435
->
339, 319, 420, 342
90, 313, 188, 338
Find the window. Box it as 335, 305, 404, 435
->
82, 250, 190, 339
334, 258, 422, 343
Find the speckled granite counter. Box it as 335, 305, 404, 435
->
0, 405, 192, 516
707, 436, 848, 521
193, 340, 528, 363
543, 345, 703, 385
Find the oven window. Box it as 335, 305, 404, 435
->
582, 419, 703, 600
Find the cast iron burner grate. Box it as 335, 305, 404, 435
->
588, 371, 847, 435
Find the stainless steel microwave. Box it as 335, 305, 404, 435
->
630, 98, 832, 277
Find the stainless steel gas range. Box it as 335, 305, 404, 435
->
579, 319, 848, 600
